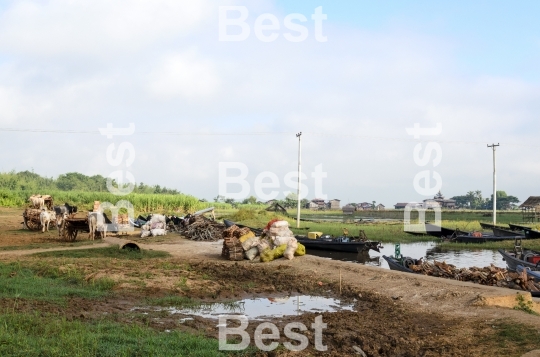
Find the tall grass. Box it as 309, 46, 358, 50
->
0, 189, 231, 213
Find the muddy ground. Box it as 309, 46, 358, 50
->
1, 207, 539, 356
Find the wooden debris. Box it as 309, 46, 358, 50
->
179, 215, 226, 242
410, 261, 540, 292
221, 225, 253, 261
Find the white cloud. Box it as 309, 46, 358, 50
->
0, 0, 212, 57
0, 0, 539, 205
148, 50, 220, 99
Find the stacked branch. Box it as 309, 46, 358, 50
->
410, 261, 540, 292
222, 225, 247, 261
180, 215, 226, 242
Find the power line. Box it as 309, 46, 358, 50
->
0, 127, 538, 147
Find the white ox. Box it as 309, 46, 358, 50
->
39, 209, 56, 233
88, 212, 107, 240
29, 195, 45, 209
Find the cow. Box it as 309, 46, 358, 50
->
39, 209, 56, 233
53, 203, 78, 216
29, 195, 45, 209
56, 212, 68, 238
88, 212, 107, 240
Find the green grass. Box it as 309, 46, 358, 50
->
0, 240, 99, 251
33, 246, 170, 260
0, 313, 238, 357
487, 321, 540, 351
0, 261, 114, 303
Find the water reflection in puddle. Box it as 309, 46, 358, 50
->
307, 242, 506, 269
166, 295, 354, 320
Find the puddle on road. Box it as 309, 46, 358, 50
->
135, 295, 354, 321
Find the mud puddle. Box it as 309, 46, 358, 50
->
134, 295, 354, 321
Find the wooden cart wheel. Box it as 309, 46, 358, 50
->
23, 214, 41, 231
65, 226, 78, 242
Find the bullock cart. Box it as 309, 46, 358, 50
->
61, 216, 90, 241
23, 208, 56, 231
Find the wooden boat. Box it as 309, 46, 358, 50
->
509, 223, 531, 232
480, 222, 496, 230
523, 229, 540, 239
455, 234, 530, 243
492, 226, 525, 238
424, 223, 467, 239
498, 248, 540, 271
382, 255, 422, 273
296, 237, 381, 253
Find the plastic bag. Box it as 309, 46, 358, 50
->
151, 228, 166, 236
244, 247, 259, 261
284, 238, 298, 260
273, 236, 294, 247
270, 220, 289, 229
239, 231, 255, 243
140, 230, 151, 238
257, 239, 271, 254
260, 244, 287, 263
241, 236, 260, 251
295, 243, 306, 256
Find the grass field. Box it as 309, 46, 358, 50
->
221, 209, 538, 245
0, 313, 239, 357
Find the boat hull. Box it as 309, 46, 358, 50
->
491, 227, 525, 238
382, 255, 413, 273
297, 238, 372, 253
454, 235, 523, 243
498, 249, 540, 271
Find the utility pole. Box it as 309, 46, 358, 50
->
487, 143, 500, 225
296, 132, 302, 228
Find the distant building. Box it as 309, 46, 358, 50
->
376, 204, 385, 210
310, 198, 327, 210
423, 191, 456, 209
519, 196, 540, 222
342, 205, 356, 215
357, 202, 372, 210
328, 199, 341, 210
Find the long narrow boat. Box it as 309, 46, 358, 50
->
498, 248, 540, 271
382, 255, 414, 273
424, 223, 467, 239
523, 229, 540, 239
455, 235, 528, 243
480, 222, 497, 230
492, 226, 525, 238
296, 237, 380, 253
509, 223, 531, 232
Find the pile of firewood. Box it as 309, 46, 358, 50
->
410, 261, 540, 292
179, 216, 226, 241
222, 225, 252, 261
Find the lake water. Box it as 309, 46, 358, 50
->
306, 241, 507, 269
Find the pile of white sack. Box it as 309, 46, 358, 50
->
237, 220, 305, 262
140, 214, 167, 238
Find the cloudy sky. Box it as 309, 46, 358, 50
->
0, 0, 539, 206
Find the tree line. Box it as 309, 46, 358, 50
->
0, 170, 182, 195
451, 190, 520, 210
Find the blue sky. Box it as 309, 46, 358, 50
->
275, 1, 540, 80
